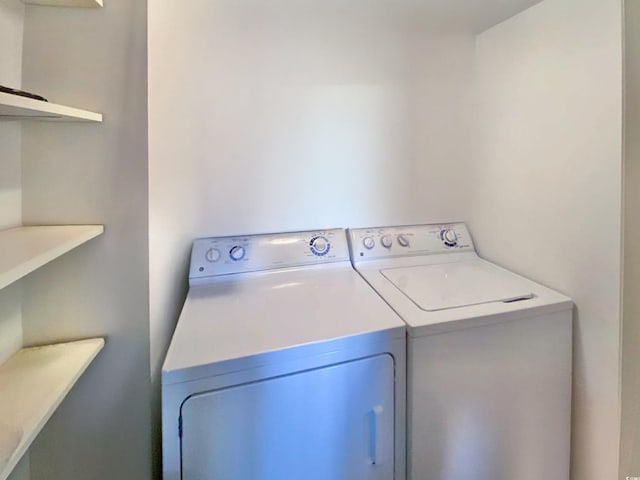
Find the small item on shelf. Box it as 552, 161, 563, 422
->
0, 85, 48, 102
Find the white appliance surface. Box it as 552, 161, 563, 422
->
181, 354, 394, 480
162, 229, 406, 480
348, 222, 572, 480
350, 223, 572, 336
381, 258, 535, 311
163, 261, 405, 383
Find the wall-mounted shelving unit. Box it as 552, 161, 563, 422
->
0, 92, 102, 122
0, 339, 105, 480
21, 0, 102, 8
0, 0, 106, 477
0, 225, 104, 291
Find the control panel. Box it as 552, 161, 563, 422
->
348, 223, 475, 261
189, 229, 349, 281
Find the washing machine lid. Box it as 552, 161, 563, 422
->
380, 260, 534, 312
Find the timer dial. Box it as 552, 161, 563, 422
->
363, 237, 375, 250
310, 236, 330, 256
229, 245, 246, 261
441, 229, 458, 247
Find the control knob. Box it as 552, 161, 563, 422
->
397, 234, 410, 247
380, 235, 393, 249
310, 236, 330, 256
441, 229, 458, 247
205, 247, 221, 262
229, 245, 246, 261
363, 237, 375, 250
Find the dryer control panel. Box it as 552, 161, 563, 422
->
348, 223, 475, 261
190, 228, 349, 281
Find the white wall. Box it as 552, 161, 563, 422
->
621, 1, 640, 477
472, 1, 623, 479
150, 2, 627, 479
0, 0, 22, 231
14, 1, 151, 479
0, 0, 24, 367
148, 0, 475, 386
149, 3, 475, 474
0, 3, 29, 479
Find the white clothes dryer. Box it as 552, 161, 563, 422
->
348, 223, 572, 480
162, 229, 406, 480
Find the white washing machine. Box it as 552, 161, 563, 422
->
162, 229, 406, 480
348, 223, 572, 480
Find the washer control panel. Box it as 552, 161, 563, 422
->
348, 223, 474, 261
190, 228, 349, 281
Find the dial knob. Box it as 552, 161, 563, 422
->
380, 235, 393, 249
442, 229, 458, 247
205, 247, 221, 262
229, 245, 246, 261
397, 234, 410, 247
310, 236, 330, 256
363, 236, 375, 250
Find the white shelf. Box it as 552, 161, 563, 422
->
21, 0, 102, 7
0, 338, 104, 480
0, 92, 102, 122
0, 225, 104, 291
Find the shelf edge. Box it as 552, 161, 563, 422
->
0, 92, 102, 122
0, 225, 104, 291
0, 338, 105, 480
21, 0, 103, 8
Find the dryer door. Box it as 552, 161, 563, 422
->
180, 354, 395, 480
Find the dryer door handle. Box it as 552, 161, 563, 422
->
368, 405, 384, 465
